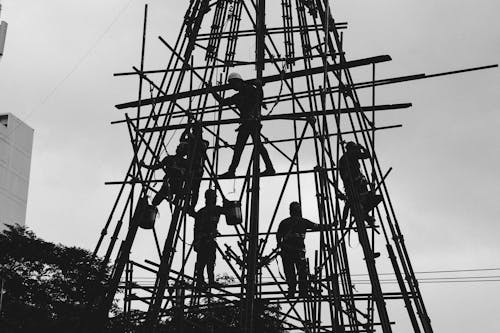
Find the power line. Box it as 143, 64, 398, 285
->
403, 275, 500, 280
130, 266, 500, 279
129, 270, 500, 286
350, 267, 500, 277
4, 0, 135, 137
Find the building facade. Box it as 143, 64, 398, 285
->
0, 113, 34, 231
0, 3, 7, 57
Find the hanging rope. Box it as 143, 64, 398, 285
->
148, 83, 170, 156
266, 61, 287, 116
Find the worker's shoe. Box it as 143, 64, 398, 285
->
298, 290, 308, 298
196, 282, 209, 292
208, 281, 221, 289
362, 193, 383, 212
365, 215, 376, 227
260, 167, 276, 176
219, 170, 235, 178
287, 289, 296, 298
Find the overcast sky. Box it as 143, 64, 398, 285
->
0, 0, 499, 332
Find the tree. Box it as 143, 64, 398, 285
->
108, 274, 285, 333
0, 224, 110, 332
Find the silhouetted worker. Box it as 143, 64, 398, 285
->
218, 72, 275, 178
338, 141, 382, 221
191, 189, 227, 288
277, 201, 329, 298
180, 124, 209, 210
140, 143, 188, 206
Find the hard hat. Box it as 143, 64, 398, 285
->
228, 72, 243, 82
345, 141, 359, 151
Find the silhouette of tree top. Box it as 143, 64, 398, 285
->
108, 274, 285, 332
0, 224, 111, 332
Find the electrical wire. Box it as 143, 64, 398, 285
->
350, 267, 500, 277
11, 0, 135, 130
128, 267, 500, 286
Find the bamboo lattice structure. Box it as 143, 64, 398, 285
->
93, 1, 497, 332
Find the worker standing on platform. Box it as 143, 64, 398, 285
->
277, 201, 329, 298
181, 124, 209, 210
191, 189, 227, 288
140, 142, 189, 206
218, 72, 275, 178
338, 141, 382, 221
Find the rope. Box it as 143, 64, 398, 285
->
148, 83, 170, 157
177, 233, 194, 247
266, 61, 287, 116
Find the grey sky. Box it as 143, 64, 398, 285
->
0, 0, 499, 331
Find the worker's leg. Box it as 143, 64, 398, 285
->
351, 180, 382, 223
281, 251, 297, 296
250, 125, 275, 174
152, 181, 170, 206
340, 204, 350, 229
224, 126, 251, 175
195, 251, 207, 287
206, 242, 217, 286
296, 253, 309, 297
189, 175, 202, 209
169, 177, 186, 201
346, 181, 372, 222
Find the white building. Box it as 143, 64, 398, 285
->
0, 113, 34, 231
0, 3, 7, 57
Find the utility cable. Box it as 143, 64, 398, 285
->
10, 0, 135, 133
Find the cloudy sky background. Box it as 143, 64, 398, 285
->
0, 0, 499, 331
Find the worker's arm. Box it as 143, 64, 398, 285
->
358, 146, 371, 159
187, 207, 199, 218
139, 157, 167, 171
304, 219, 333, 232
276, 223, 284, 248
217, 205, 228, 216
219, 95, 237, 107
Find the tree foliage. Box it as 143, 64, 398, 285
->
0, 224, 109, 332
0, 225, 285, 332
166, 298, 285, 333
108, 275, 285, 333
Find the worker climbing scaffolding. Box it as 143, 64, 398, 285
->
339, 141, 383, 223
180, 123, 209, 210
91, 0, 456, 330
140, 142, 189, 206
218, 72, 275, 178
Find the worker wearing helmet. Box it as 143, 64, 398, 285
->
339, 142, 370, 195
180, 124, 209, 210
140, 141, 189, 206
338, 141, 382, 222
277, 201, 330, 298
218, 72, 275, 178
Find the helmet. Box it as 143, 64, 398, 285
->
345, 141, 359, 151
228, 72, 243, 82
